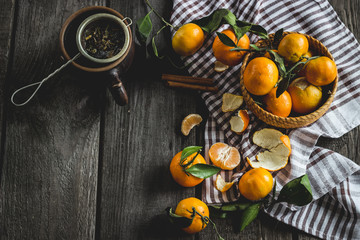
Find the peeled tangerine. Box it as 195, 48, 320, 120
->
209, 142, 241, 170
229, 110, 249, 134
214, 174, 235, 193
247, 128, 291, 171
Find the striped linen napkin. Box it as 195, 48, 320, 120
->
170, 0, 360, 239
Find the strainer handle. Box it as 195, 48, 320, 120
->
108, 68, 128, 106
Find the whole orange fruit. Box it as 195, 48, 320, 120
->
263, 87, 292, 117
243, 57, 279, 96
172, 23, 204, 56
288, 77, 323, 114
305, 56, 337, 86
212, 29, 250, 66
170, 151, 206, 187
175, 197, 209, 234
278, 33, 309, 63
239, 168, 273, 201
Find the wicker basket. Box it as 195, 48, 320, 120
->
239, 32, 338, 128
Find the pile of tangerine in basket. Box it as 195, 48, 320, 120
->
243, 33, 337, 117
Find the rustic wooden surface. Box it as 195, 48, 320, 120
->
0, 0, 359, 239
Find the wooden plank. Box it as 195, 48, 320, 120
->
0, 0, 15, 176
0, 0, 105, 239
97, 0, 198, 239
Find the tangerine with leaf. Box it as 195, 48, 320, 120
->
174, 197, 210, 234
170, 148, 206, 187
263, 87, 292, 117
212, 29, 250, 66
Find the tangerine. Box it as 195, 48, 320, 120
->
243, 57, 279, 96
175, 197, 209, 234
172, 23, 204, 56
278, 33, 309, 63
239, 168, 273, 201
305, 56, 337, 86
170, 151, 206, 187
212, 29, 250, 66
288, 77, 322, 114
263, 87, 292, 117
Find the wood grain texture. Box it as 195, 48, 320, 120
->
0, 0, 15, 180
0, 0, 105, 239
97, 0, 198, 239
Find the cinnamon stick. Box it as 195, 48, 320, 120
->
166, 81, 219, 93
162, 74, 214, 86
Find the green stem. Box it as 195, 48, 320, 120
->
189, 207, 224, 240
145, 0, 176, 29
287, 56, 320, 75
180, 150, 201, 168
230, 47, 267, 52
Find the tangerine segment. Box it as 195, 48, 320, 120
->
175, 197, 209, 234
263, 88, 292, 117
209, 143, 240, 170
305, 56, 337, 86
230, 110, 249, 134
181, 114, 203, 136
214, 61, 229, 72
212, 29, 250, 66
170, 151, 206, 187
172, 23, 204, 56
278, 33, 309, 63
243, 57, 279, 96
214, 174, 235, 193
288, 77, 322, 114
239, 168, 273, 201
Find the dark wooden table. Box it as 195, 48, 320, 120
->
1, 0, 359, 239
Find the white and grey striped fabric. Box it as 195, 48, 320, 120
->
170, 0, 360, 239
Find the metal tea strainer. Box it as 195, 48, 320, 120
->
11, 13, 132, 106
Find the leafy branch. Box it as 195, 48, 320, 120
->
209, 174, 313, 231
179, 146, 221, 178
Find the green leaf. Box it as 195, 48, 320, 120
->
209, 206, 229, 219
151, 25, 167, 59
223, 10, 237, 26
192, 9, 233, 33
274, 28, 284, 43
237, 20, 268, 39
239, 203, 261, 231
185, 163, 221, 179
151, 35, 159, 57
135, 10, 153, 44
166, 207, 193, 228
216, 32, 238, 48
232, 25, 251, 41
277, 174, 313, 206
221, 202, 251, 212
268, 50, 286, 76
276, 76, 290, 98
180, 146, 202, 161
250, 44, 261, 51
